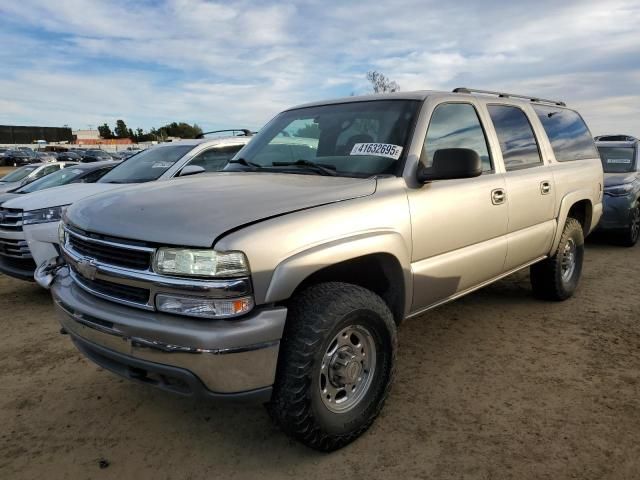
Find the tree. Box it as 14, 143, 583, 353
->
155, 122, 203, 139
97, 123, 113, 139
366, 71, 400, 93
114, 119, 129, 138
295, 123, 320, 139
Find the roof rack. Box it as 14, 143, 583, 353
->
594, 134, 638, 142
453, 87, 566, 107
196, 129, 254, 139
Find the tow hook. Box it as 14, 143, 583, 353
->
34, 256, 65, 290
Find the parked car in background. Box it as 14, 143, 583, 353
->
39, 89, 603, 451
0, 134, 252, 280
595, 135, 640, 246
56, 150, 83, 162
36, 151, 58, 163
80, 149, 113, 163
0, 161, 119, 205
3, 148, 39, 166
0, 162, 78, 194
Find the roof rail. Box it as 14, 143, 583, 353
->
453, 87, 566, 107
594, 134, 638, 142
196, 129, 254, 139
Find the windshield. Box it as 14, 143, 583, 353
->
98, 145, 193, 183
16, 167, 86, 193
0, 165, 38, 182
227, 100, 420, 177
598, 146, 637, 173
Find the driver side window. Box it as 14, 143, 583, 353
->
422, 103, 492, 173
187, 145, 244, 172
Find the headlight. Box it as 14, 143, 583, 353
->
23, 205, 70, 225
58, 222, 67, 246
604, 183, 634, 197
153, 248, 250, 278
156, 294, 254, 319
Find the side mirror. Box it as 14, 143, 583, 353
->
417, 148, 483, 183
179, 165, 206, 177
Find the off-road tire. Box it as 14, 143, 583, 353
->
267, 282, 397, 452
530, 217, 584, 301
619, 202, 640, 247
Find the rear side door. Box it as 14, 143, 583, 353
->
408, 101, 508, 311
485, 103, 556, 270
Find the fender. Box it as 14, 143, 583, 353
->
551, 189, 594, 253
264, 229, 412, 317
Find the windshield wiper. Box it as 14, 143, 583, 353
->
272, 159, 337, 176
227, 158, 265, 170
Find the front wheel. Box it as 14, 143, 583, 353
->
268, 282, 397, 451
530, 217, 584, 301
619, 202, 640, 247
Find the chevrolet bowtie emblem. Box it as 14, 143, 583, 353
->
76, 257, 98, 281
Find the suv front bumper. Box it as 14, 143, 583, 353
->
51, 266, 287, 401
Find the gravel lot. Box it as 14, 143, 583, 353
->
1, 238, 639, 479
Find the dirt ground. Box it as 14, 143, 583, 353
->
1, 239, 639, 480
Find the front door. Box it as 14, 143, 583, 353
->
408, 102, 508, 312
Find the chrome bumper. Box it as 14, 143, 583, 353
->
52, 267, 287, 396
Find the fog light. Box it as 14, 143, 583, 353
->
155, 294, 254, 319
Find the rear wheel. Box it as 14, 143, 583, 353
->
268, 282, 397, 451
530, 217, 584, 301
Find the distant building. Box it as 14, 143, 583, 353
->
0, 125, 73, 144
73, 129, 101, 141
72, 129, 133, 145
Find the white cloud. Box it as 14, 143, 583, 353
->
0, 0, 639, 136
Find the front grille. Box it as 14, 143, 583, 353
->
0, 208, 23, 232
0, 237, 31, 258
67, 230, 152, 270
71, 268, 150, 304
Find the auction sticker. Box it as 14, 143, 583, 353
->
350, 143, 403, 160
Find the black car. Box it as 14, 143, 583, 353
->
56, 150, 83, 162
3, 149, 39, 166
596, 135, 640, 246
81, 149, 113, 162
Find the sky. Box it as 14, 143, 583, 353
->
0, 0, 639, 136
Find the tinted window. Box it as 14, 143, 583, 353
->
422, 103, 492, 172
232, 100, 420, 177
597, 146, 637, 173
534, 106, 598, 161
98, 145, 193, 183
78, 167, 113, 183
187, 145, 244, 172
488, 105, 542, 170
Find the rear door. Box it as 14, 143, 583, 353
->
408, 101, 508, 311
485, 103, 556, 270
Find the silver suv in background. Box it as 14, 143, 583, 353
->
595, 135, 640, 246
41, 89, 603, 451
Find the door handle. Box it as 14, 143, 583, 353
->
540, 181, 551, 195
491, 188, 506, 205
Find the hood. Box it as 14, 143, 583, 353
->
1, 182, 125, 211
67, 172, 377, 247
0, 192, 19, 205
604, 172, 638, 187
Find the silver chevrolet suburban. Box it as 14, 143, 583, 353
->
39, 88, 603, 451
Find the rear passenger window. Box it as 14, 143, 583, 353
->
422, 103, 492, 172
488, 105, 542, 171
533, 105, 598, 162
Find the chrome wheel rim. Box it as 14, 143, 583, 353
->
561, 238, 577, 282
631, 206, 640, 241
319, 324, 377, 413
